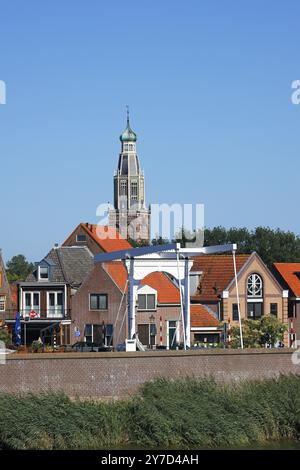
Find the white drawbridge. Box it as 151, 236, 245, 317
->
95, 242, 242, 350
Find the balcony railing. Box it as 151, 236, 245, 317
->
0, 309, 72, 321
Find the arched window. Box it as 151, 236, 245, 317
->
247, 273, 263, 298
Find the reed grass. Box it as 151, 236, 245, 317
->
0, 375, 299, 449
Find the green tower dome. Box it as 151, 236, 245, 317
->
120, 108, 137, 142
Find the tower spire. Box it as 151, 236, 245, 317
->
126, 105, 130, 126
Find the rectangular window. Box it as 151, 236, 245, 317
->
47, 291, 64, 318
131, 181, 138, 202
105, 324, 113, 346
247, 302, 263, 320
168, 320, 178, 350
84, 324, 92, 342
90, 294, 108, 310
76, 234, 87, 242
138, 294, 156, 310
39, 266, 49, 280
84, 323, 113, 345
147, 294, 156, 310
232, 303, 239, 321
270, 303, 278, 317
120, 180, 127, 196
0, 295, 6, 311
24, 292, 40, 315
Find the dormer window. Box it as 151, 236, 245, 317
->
38, 266, 49, 281
138, 294, 156, 310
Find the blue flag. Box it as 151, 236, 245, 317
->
15, 312, 21, 346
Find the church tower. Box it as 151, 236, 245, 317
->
109, 110, 150, 242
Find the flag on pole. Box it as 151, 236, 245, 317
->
15, 312, 21, 346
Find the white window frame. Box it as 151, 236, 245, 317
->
47, 291, 64, 318
137, 293, 157, 311
38, 265, 49, 281
23, 291, 40, 316
137, 285, 157, 311
0, 295, 6, 312
167, 320, 180, 349
76, 234, 87, 243
247, 273, 263, 298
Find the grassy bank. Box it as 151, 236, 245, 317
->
1, 375, 300, 449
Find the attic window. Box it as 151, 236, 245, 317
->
138, 294, 156, 310
76, 234, 87, 242
39, 266, 49, 280
294, 272, 300, 280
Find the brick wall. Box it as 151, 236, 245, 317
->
1, 349, 300, 399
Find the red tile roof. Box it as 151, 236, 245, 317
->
104, 261, 128, 292
274, 263, 300, 297
64, 223, 132, 253
190, 304, 219, 327
142, 272, 180, 303
104, 262, 180, 304
191, 254, 251, 301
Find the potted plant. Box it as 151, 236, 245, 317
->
31, 340, 43, 353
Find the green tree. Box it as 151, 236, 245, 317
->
259, 316, 287, 347
231, 320, 261, 348
0, 326, 11, 346
151, 236, 170, 246
128, 238, 150, 248
203, 226, 300, 267
231, 317, 287, 348
6, 255, 34, 282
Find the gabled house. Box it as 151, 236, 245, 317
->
71, 261, 182, 348
273, 263, 300, 347
63, 223, 132, 254
12, 246, 94, 345
190, 252, 289, 345
63, 223, 185, 348
0, 250, 13, 324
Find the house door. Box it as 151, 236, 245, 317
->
93, 324, 107, 345
138, 324, 150, 347
168, 320, 177, 349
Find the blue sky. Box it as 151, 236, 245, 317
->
0, 0, 300, 262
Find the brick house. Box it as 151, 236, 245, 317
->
12, 246, 94, 345
63, 223, 183, 348
190, 252, 289, 345
273, 263, 300, 347
71, 260, 182, 348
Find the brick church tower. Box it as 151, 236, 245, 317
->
108, 110, 150, 242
